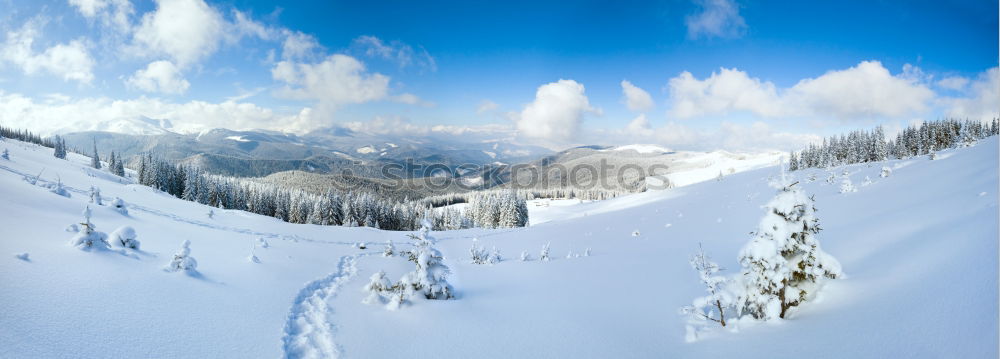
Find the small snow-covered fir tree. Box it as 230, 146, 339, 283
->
862, 176, 873, 187
880, 166, 892, 178
520, 250, 530, 261
70, 206, 109, 250
50, 176, 70, 197
839, 177, 857, 193
207, 209, 214, 219
166, 240, 198, 272
362, 270, 395, 305
398, 220, 454, 300
487, 246, 502, 264
738, 180, 841, 320
383, 240, 395, 257
1, 148, 8, 160
470, 238, 489, 264
90, 140, 101, 169
540, 242, 551, 262
108, 226, 140, 249
681, 244, 736, 342
584, 248, 592, 257
89, 186, 102, 205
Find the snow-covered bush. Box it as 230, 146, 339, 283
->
520, 250, 530, 261
681, 244, 737, 341
70, 206, 109, 250
540, 242, 551, 262
362, 270, 395, 306
738, 181, 841, 321
206, 209, 214, 219
14, 252, 29, 261
880, 166, 892, 178
632, 230, 641, 237
839, 177, 857, 193
90, 186, 102, 205
165, 240, 198, 272
584, 248, 592, 257
108, 226, 140, 250
488, 246, 502, 264
470, 238, 489, 264
111, 197, 128, 215
383, 240, 395, 257
862, 176, 873, 187
1, 148, 8, 160
50, 177, 70, 198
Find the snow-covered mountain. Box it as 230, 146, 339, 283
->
0, 136, 996, 358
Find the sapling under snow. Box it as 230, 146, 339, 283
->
540, 242, 551, 262
681, 244, 737, 342
108, 226, 140, 250
166, 240, 198, 272
738, 180, 841, 320
70, 206, 109, 250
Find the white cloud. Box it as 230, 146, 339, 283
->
477, 100, 500, 114
941, 67, 999, 121
667, 61, 935, 122
625, 114, 653, 136
516, 79, 596, 143
1, 21, 95, 83
281, 30, 320, 60
339, 115, 512, 139
0, 91, 318, 135
68, 0, 133, 33
271, 54, 391, 109
787, 61, 934, 119
668, 67, 781, 119
937, 76, 970, 91
352, 35, 437, 72
125, 60, 190, 94
686, 0, 747, 39
132, 0, 226, 67
621, 80, 654, 112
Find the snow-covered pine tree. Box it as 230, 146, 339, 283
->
113, 153, 126, 177
383, 240, 395, 257
362, 270, 395, 305
488, 246, 502, 264
880, 166, 892, 178
540, 242, 551, 261
166, 240, 198, 272
90, 140, 101, 169
520, 250, 530, 261
89, 186, 102, 205
738, 181, 842, 320
681, 244, 737, 342
109, 226, 140, 249
839, 177, 857, 193
470, 238, 488, 264
398, 220, 454, 300
1, 148, 8, 160
70, 206, 109, 250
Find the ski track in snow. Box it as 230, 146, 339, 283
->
281, 253, 368, 359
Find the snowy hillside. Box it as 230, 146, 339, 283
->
0, 136, 996, 358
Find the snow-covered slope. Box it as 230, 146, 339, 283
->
0, 136, 996, 358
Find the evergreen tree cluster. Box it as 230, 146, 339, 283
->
0, 125, 53, 147
790, 118, 999, 170
53, 136, 68, 159
133, 153, 519, 231
464, 190, 529, 228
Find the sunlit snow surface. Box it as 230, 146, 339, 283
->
0, 137, 996, 358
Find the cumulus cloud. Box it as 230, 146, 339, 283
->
621, 80, 654, 112
125, 60, 190, 94
941, 67, 999, 121
625, 114, 654, 136
352, 35, 437, 72
0, 91, 317, 135
686, 0, 747, 39
281, 30, 320, 60
68, 0, 133, 33
668, 67, 781, 119
132, 0, 225, 67
271, 54, 391, 111
516, 79, 597, 143
667, 60, 935, 122
1, 20, 95, 83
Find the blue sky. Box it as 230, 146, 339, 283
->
0, 0, 996, 150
